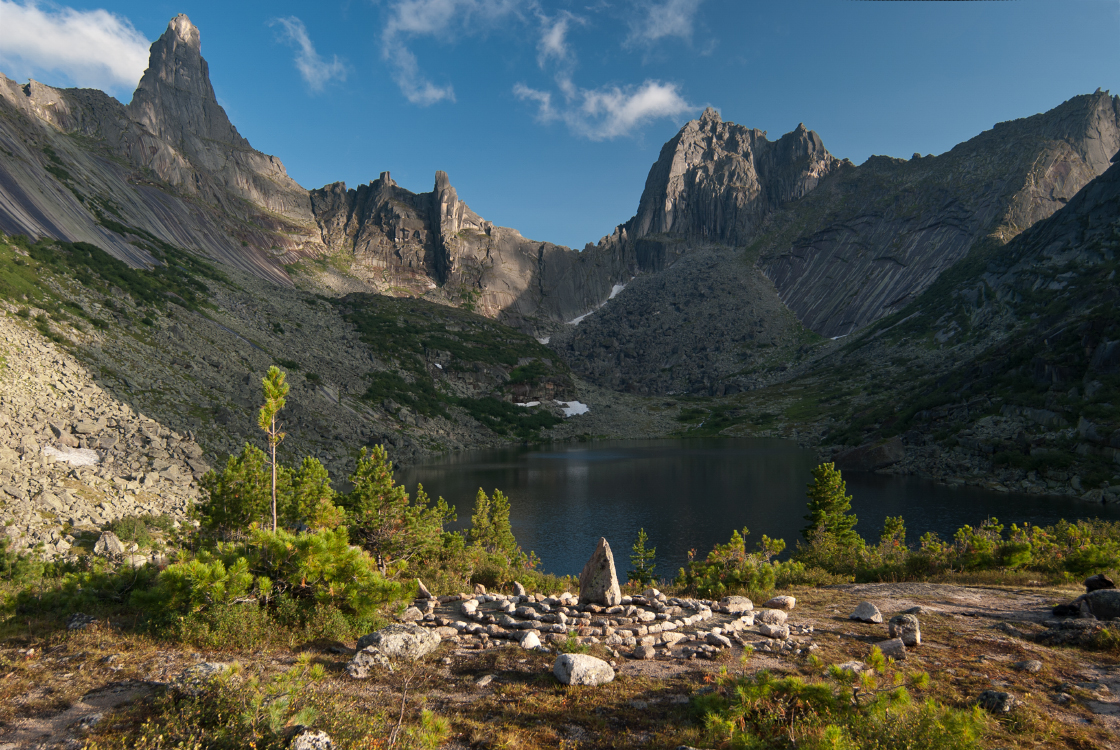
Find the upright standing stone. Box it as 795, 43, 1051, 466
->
579, 537, 622, 606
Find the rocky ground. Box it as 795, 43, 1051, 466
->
2, 581, 1119, 749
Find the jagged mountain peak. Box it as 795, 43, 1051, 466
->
128, 14, 247, 150
615, 110, 840, 247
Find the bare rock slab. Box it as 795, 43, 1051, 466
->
554, 653, 615, 685
851, 601, 883, 623
578, 537, 621, 606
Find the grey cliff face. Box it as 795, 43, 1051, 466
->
756, 91, 1120, 337
0, 15, 322, 283
611, 107, 841, 247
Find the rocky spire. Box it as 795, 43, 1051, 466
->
127, 14, 248, 150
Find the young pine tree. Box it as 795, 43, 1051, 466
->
628, 527, 657, 587
343, 445, 454, 576
258, 366, 289, 533
801, 462, 863, 550
469, 488, 526, 567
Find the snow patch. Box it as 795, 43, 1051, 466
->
515, 401, 541, 407
435, 363, 443, 369
566, 311, 593, 326
43, 446, 99, 466
608, 283, 626, 300
556, 400, 590, 417
536, 336, 550, 345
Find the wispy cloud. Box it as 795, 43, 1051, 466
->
536, 11, 582, 69
515, 78, 694, 140
271, 17, 347, 92
625, 0, 704, 47
0, 1, 149, 94
381, 0, 524, 105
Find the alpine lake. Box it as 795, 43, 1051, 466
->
396, 438, 1120, 578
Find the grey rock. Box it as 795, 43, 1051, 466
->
578, 537, 621, 606
888, 614, 921, 647
720, 595, 753, 613
1084, 573, 1116, 592
355, 623, 441, 661
519, 631, 542, 650
1012, 660, 1043, 673
93, 531, 124, 557
761, 595, 795, 611
758, 623, 789, 640
399, 606, 424, 622
67, 612, 98, 630
416, 578, 433, 599
850, 601, 883, 623
554, 653, 615, 685
875, 638, 907, 660
755, 609, 787, 626
706, 633, 733, 648
291, 730, 334, 750
976, 690, 1017, 713
1082, 589, 1120, 619
513, 581, 528, 597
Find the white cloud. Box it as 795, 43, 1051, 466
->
516, 77, 693, 140
536, 11, 582, 69
381, 0, 524, 105
271, 17, 347, 92
0, 1, 149, 94
625, 0, 704, 47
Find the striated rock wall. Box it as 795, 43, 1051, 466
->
755, 91, 1120, 337
0, 14, 324, 285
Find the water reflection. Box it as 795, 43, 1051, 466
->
396, 438, 1120, 578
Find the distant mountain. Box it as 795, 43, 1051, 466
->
0, 15, 323, 282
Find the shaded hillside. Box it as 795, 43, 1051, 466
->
755, 91, 1120, 337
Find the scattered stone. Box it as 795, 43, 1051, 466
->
720, 595, 753, 613
758, 623, 789, 640
902, 606, 924, 615
399, 606, 424, 622
476, 674, 495, 687
1084, 573, 1116, 592
67, 612, 98, 631
1012, 660, 1043, 673
888, 614, 921, 647
850, 601, 883, 623
519, 631, 542, 650
875, 638, 907, 660
976, 690, 1017, 713
291, 729, 334, 750
578, 537, 622, 606
513, 581, 527, 597
554, 653, 615, 686
836, 661, 865, 673
755, 609, 787, 626
474, 583, 487, 595
762, 595, 796, 611
416, 578, 433, 599
632, 644, 656, 660
93, 531, 124, 557
706, 633, 733, 648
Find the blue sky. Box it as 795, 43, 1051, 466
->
2, 1, 1118, 249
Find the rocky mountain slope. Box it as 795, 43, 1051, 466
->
755, 91, 1120, 337
553, 92, 1120, 395
0, 15, 324, 282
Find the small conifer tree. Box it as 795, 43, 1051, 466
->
802, 462, 863, 550
258, 366, 289, 533
628, 527, 657, 587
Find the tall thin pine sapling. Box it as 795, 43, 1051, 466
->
259, 366, 289, 532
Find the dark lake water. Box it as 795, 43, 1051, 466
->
395, 438, 1120, 579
